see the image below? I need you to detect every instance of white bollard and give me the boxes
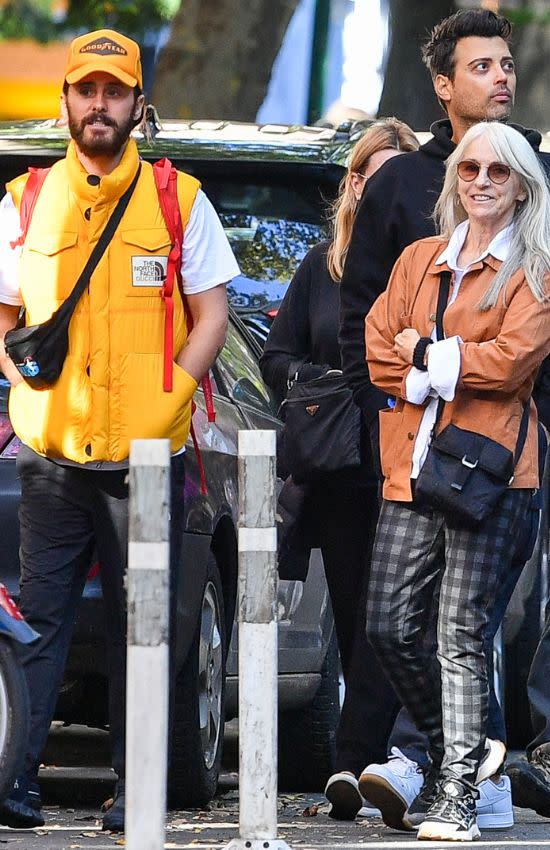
[225,430,291,850]
[126,439,171,850]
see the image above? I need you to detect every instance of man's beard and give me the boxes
[67,108,136,158]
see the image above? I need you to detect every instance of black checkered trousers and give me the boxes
[366,489,531,786]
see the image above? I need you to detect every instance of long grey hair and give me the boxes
[434,121,550,310]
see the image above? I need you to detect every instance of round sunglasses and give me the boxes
[457,160,512,184]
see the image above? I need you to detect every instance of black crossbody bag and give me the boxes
[5,164,141,390]
[415,271,530,525]
[277,369,361,483]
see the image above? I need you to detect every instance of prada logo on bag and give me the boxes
[306,404,319,416]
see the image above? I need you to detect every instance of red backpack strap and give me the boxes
[152,158,216,423]
[153,159,216,496]
[10,166,51,249]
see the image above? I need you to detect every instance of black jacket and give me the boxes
[339,118,550,428]
[260,241,339,406]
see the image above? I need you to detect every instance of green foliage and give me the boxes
[502,6,550,27]
[0,0,175,42]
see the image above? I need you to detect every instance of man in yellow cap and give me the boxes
[0,29,238,832]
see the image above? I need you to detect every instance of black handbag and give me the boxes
[415,271,530,525]
[278,369,361,482]
[4,164,141,390]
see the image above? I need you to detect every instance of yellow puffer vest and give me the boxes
[7,139,200,463]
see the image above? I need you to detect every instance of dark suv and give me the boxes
[0,115,360,807]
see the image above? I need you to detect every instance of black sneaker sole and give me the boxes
[358,774,412,832]
[0,799,44,829]
[507,763,550,818]
[326,780,363,820]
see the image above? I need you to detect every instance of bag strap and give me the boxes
[152,158,215,422]
[153,157,215,496]
[10,167,52,249]
[433,270,529,467]
[434,271,451,344]
[45,164,142,330]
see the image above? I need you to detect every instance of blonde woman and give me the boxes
[260,118,418,819]
[366,121,550,840]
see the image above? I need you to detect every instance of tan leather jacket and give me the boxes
[366,236,550,502]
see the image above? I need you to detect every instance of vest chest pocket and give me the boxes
[120,228,172,296]
[22,230,79,303]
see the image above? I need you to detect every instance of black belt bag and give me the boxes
[414,271,530,525]
[5,165,141,390]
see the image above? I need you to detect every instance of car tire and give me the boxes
[168,552,226,808]
[278,629,339,791]
[0,637,30,802]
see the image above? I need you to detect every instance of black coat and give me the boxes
[339,118,550,429]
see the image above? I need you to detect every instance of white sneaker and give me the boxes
[476,738,506,785]
[358,747,424,831]
[325,772,363,820]
[476,775,514,829]
[357,803,382,818]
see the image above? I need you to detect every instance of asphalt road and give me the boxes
[2,724,549,850]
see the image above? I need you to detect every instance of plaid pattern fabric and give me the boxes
[366,490,530,785]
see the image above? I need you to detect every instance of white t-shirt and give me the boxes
[0,187,240,305]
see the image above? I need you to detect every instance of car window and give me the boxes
[202,178,330,309]
[216,321,276,416]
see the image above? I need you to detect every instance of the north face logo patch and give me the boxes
[80,37,127,57]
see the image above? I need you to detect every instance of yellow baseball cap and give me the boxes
[65,29,143,89]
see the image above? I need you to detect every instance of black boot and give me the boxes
[507,744,550,818]
[102,779,125,832]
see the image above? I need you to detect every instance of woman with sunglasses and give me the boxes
[365,121,550,841]
[260,118,418,819]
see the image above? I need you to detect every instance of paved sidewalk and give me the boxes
[2,779,550,849]
[2,726,549,849]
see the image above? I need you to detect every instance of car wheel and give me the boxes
[278,629,339,791]
[168,552,226,808]
[0,637,30,802]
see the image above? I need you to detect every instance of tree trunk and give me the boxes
[377,0,457,129]
[507,1,550,132]
[152,0,301,120]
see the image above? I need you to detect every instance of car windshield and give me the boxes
[202,177,330,309]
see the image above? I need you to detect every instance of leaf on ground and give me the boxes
[102,797,114,812]
[302,804,318,817]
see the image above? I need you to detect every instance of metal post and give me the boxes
[126,439,171,850]
[225,430,291,850]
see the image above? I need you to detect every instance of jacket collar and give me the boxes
[65,138,141,206]
[428,220,513,275]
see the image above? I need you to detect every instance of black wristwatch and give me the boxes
[412,337,433,372]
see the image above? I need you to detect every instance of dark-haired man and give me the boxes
[338,5,550,836]
[0,29,237,832]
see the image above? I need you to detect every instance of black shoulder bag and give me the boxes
[5,164,142,390]
[415,271,530,526]
[277,368,361,483]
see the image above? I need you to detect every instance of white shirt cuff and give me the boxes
[405,367,432,404]
[427,336,461,402]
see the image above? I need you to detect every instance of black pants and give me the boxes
[308,480,400,777]
[16,445,185,780]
